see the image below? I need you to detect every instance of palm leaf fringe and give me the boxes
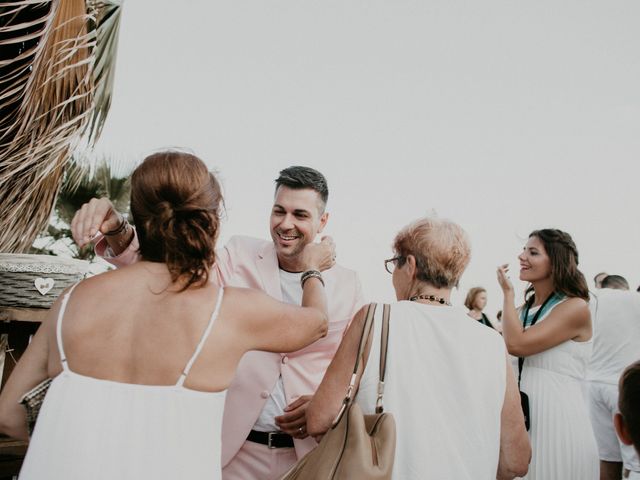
[0,0,122,253]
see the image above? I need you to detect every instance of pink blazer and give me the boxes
[96,235,364,465]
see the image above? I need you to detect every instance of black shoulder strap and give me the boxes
[517,294,555,387]
[481,313,494,329]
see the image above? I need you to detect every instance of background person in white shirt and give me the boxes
[587,276,640,480]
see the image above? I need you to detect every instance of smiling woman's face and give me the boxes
[518,235,552,283]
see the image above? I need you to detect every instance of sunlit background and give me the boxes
[94,0,640,317]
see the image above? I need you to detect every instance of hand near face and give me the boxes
[71,197,123,247]
[496,264,515,298]
[301,236,336,272]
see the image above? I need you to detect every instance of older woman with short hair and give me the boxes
[307,216,530,479]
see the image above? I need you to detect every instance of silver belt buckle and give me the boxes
[267,431,277,449]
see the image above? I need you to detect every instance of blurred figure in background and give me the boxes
[465,287,495,329]
[594,272,609,290]
[601,275,630,291]
[587,276,640,480]
[495,310,504,334]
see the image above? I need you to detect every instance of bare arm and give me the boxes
[306,306,371,437]
[230,237,336,353]
[0,301,61,440]
[227,281,326,354]
[497,354,531,479]
[497,265,592,357]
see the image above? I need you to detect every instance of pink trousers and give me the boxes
[222,440,298,480]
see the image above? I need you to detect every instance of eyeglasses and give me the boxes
[384,256,404,274]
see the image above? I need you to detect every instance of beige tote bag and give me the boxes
[281,303,396,479]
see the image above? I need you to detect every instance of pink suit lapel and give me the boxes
[256,242,283,301]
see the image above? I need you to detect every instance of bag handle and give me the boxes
[331,303,377,427]
[375,303,391,414]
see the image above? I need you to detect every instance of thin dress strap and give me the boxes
[176,287,224,387]
[56,283,81,371]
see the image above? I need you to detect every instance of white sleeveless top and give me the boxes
[19,286,227,480]
[519,298,599,479]
[356,301,507,480]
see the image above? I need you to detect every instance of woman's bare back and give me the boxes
[47,262,240,392]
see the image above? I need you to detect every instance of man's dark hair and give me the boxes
[619,361,640,454]
[275,166,329,209]
[601,275,630,290]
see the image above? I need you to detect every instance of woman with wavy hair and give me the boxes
[0,151,332,479]
[497,229,599,479]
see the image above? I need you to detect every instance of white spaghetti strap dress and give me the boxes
[19,286,227,480]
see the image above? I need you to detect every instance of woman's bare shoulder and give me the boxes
[557,296,589,312]
[552,296,590,324]
[63,265,175,318]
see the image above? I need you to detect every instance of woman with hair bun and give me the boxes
[497,229,599,479]
[0,151,332,479]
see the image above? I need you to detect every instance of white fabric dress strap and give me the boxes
[176,287,224,387]
[55,283,81,371]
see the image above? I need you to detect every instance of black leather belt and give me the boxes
[247,430,294,449]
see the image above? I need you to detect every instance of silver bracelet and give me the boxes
[301,270,324,288]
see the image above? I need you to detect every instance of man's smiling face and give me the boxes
[269,186,328,269]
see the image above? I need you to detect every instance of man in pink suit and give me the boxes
[72,166,363,480]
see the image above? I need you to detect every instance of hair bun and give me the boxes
[130,151,223,290]
[157,200,175,219]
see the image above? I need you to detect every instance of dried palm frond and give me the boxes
[81,0,122,148]
[0,0,122,253]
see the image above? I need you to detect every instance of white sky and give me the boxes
[95,0,640,316]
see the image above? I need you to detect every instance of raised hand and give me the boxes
[496,264,515,298]
[71,197,123,248]
[300,236,336,272]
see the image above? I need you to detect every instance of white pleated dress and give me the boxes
[19,287,227,480]
[519,300,599,480]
